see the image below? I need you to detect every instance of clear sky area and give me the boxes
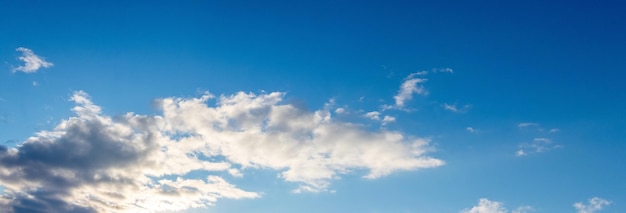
[0,1,625,212]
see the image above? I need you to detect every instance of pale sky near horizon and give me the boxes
[1,1,625,212]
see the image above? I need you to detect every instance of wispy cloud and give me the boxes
[381,115,396,124]
[461,198,533,213]
[0,90,444,212]
[516,138,562,157]
[518,122,539,128]
[443,103,471,113]
[512,206,535,213]
[12,47,53,73]
[466,127,478,133]
[518,123,560,133]
[433,67,454,74]
[392,73,428,108]
[574,197,611,213]
[414,70,429,75]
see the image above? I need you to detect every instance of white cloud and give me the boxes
[517,122,539,128]
[364,111,396,125]
[334,107,345,114]
[393,73,428,108]
[466,127,477,133]
[228,168,243,178]
[433,67,454,73]
[365,111,381,120]
[414,70,428,75]
[443,103,471,113]
[160,92,443,186]
[461,198,533,213]
[549,128,559,133]
[382,116,396,124]
[0,90,444,212]
[443,103,458,112]
[461,198,508,213]
[512,205,535,213]
[12,47,53,73]
[574,197,611,213]
[516,137,561,157]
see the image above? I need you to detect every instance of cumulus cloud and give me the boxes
[159,92,442,190]
[461,198,507,213]
[574,197,611,213]
[363,111,396,125]
[461,198,533,213]
[364,111,382,120]
[392,73,428,108]
[12,47,53,73]
[0,90,444,212]
[0,91,258,213]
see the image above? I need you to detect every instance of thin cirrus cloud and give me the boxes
[433,67,454,73]
[12,47,53,73]
[515,122,562,156]
[517,122,539,128]
[516,137,562,157]
[388,68,454,109]
[442,103,471,113]
[393,74,428,108]
[0,90,444,212]
[461,198,534,213]
[574,197,612,213]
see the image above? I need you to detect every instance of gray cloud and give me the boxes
[0,91,258,212]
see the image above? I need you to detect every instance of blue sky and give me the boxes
[1,0,625,212]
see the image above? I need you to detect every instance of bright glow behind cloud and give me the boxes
[0,90,444,212]
[158,91,444,192]
[0,91,259,213]
[13,47,53,73]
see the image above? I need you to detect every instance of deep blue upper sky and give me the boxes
[0,1,625,212]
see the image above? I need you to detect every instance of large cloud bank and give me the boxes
[0,91,443,212]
